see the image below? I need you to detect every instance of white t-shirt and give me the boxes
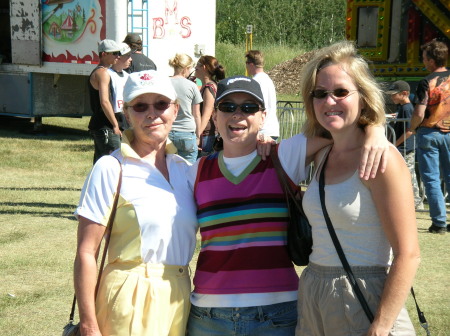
[253,72,280,137]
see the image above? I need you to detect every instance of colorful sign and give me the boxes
[42,0,106,63]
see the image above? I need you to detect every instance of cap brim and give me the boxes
[385,90,399,95]
[125,88,177,103]
[216,89,264,106]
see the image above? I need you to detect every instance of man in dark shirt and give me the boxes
[88,39,122,164]
[123,33,157,73]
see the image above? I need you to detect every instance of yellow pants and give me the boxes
[96,262,191,336]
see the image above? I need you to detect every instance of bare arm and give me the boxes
[409,104,426,132]
[96,70,121,136]
[199,88,215,135]
[74,216,106,336]
[395,131,413,147]
[364,148,420,336]
[192,103,202,142]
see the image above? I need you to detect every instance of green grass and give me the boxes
[216,42,306,78]
[0,116,449,335]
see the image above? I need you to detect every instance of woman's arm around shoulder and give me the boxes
[364,146,420,336]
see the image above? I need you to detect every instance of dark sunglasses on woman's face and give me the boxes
[216,102,261,114]
[311,88,357,100]
[108,51,121,56]
[128,101,173,113]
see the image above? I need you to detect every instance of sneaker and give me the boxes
[428,225,446,234]
[415,203,424,210]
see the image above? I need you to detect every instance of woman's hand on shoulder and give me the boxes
[256,133,276,160]
[359,125,390,180]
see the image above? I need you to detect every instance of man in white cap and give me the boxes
[108,43,133,130]
[88,39,122,164]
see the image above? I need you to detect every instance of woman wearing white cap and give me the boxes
[74,70,197,335]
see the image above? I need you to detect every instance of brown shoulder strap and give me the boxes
[69,158,122,322]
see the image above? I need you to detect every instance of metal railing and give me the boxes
[277,101,305,140]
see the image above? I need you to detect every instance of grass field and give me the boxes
[0,116,448,335]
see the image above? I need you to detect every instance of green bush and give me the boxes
[217,0,346,49]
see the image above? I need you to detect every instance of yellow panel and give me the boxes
[346,0,392,61]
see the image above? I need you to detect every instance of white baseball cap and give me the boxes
[123,70,177,103]
[119,42,132,56]
[98,39,120,53]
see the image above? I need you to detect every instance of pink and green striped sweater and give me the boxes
[193,151,298,297]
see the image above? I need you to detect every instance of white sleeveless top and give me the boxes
[108,69,129,113]
[303,151,392,267]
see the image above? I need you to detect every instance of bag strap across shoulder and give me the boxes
[318,149,375,322]
[318,148,429,334]
[68,158,123,323]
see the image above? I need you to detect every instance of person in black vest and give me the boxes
[123,33,157,73]
[88,39,122,164]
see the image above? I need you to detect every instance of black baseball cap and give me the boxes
[385,80,410,94]
[215,76,265,108]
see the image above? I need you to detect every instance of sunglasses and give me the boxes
[107,51,121,56]
[128,101,173,113]
[216,102,261,114]
[311,88,358,99]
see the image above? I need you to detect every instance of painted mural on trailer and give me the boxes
[42,0,105,63]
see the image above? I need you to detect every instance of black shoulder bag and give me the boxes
[271,145,312,266]
[318,150,429,335]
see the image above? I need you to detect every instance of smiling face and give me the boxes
[125,93,178,151]
[213,92,266,157]
[312,64,363,135]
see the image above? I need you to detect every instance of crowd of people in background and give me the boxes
[77,34,448,335]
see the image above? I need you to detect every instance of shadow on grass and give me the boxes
[0,201,78,220]
[0,187,81,192]
[0,116,90,141]
[0,208,77,220]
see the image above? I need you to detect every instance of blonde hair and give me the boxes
[168,53,194,73]
[301,41,385,138]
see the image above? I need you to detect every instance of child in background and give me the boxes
[385,80,423,210]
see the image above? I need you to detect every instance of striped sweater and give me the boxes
[193,151,298,296]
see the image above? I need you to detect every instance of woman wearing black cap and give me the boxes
[186,75,390,335]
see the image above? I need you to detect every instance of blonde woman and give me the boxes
[296,41,420,336]
[169,53,203,162]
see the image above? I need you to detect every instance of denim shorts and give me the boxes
[186,300,297,336]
